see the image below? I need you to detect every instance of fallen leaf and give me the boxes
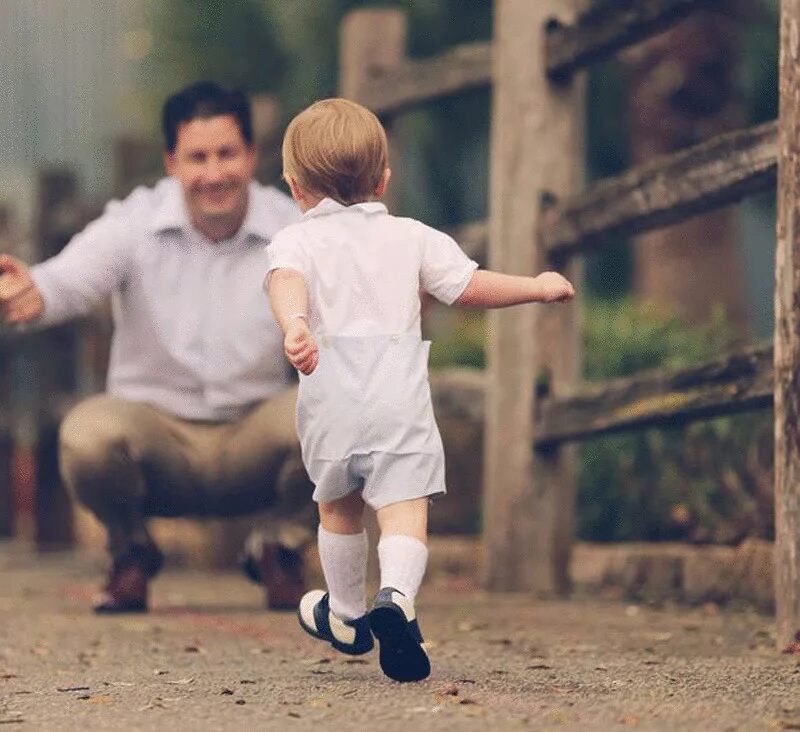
[87,695,114,705]
[57,686,90,692]
[221,688,234,696]
[457,621,487,632]
[302,657,331,666]
[139,699,168,711]
[235,700,246,706]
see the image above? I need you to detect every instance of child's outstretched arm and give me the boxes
[267,268,318,375]
[455,270,575,308]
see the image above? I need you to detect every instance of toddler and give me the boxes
[265,98,574,682]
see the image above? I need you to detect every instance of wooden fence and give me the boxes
[339,0,799,649]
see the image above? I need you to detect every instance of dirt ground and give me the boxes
[0,542,798,731]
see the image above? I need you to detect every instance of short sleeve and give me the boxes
[418,223,479,305]
[264,226,311,280]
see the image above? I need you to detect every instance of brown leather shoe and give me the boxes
[93,545,163,614]
[257,542,306,611]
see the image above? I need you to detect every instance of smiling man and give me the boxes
[0,82,314,613]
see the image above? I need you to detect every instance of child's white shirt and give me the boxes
[264,197,478,336]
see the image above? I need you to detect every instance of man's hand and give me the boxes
[284,318,318,375]
[533,271,576,303]
[0,254,45,324]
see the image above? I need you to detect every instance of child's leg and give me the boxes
[375,497,429,602]
[317,490,368,621]
[369,497,431,682]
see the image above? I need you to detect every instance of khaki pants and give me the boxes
[58,389,315,560]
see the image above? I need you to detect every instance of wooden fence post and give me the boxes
[339,8,407,213]
[484,0,583,593]
[774,0,800,650]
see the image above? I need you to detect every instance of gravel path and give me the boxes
[0,544,797,731]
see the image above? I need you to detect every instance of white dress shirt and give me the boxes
[265,197,478,337]
[264,197,477,502]
[31,177,301,421]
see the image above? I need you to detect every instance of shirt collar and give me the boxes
[150,179,281,242]
[303,197,387,220]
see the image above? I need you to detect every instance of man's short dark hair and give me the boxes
[162,81,253,153]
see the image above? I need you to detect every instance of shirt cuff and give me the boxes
[439,260,479,305]
[29,264,61,326]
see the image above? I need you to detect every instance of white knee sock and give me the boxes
[317,525,368,621]
[378,534,429,603]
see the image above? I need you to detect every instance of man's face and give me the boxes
[165,114,256,229]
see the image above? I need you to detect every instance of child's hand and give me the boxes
[284,319,318,375]
[534,272,576,303]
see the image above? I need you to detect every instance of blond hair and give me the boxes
[282,98,388,206]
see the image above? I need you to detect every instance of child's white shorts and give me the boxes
[296,334,447,509]
[307,450,446,509]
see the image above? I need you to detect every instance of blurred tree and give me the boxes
[144,0,287,118]
[623,6,749,331]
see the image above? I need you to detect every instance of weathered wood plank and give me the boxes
[536,345,773,446]
[431,345,772,444]
[774,0,800,651]
[545,0,718,80]
[484,0,583,595]
[543,121,777,260]
[354,41,492,116]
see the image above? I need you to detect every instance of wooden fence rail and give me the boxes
[536,345,773,446]
[446,121,777,265]
[430,345,773,445]
[543,121,777,260]
[351,0,721,117]
[354,41,492,116]
[545,0,720,80]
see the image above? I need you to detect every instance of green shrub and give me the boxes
[429,299,773,544]
[578,300,773,543]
